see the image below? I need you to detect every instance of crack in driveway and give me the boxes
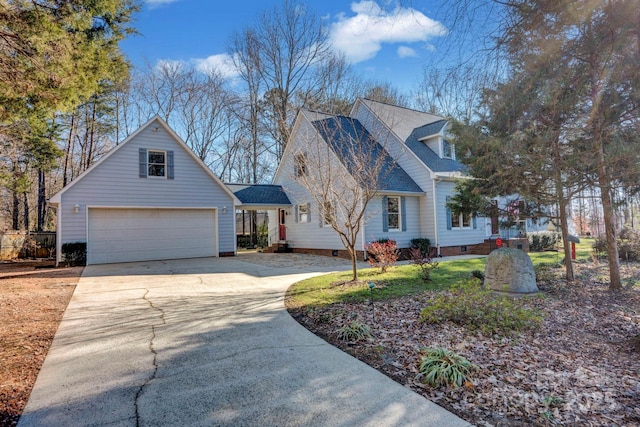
[134,288,166,427]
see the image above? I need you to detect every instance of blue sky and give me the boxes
[120,0,453,92]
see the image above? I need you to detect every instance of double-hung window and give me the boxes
[148,150,166,177]
[451,211,472,229]
[139,148,174,179]
[387,196,401,231]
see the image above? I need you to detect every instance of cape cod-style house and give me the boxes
[266,98,521,258]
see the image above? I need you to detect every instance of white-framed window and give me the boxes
[148,150,166,177]
[294,153,308,177]
[387,196,401,231]
[451,211,472,229]
[442,140,454,159]
[298,203,308,223]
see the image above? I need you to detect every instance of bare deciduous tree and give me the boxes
[292,112,398,280]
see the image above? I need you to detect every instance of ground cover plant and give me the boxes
[286,240,640,426]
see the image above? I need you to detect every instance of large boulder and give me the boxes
[484,248,538,294]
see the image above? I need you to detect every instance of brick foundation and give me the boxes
[438,238,529,257]
[219,251,235,257]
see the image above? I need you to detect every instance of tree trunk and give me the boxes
[23,192,29,231]
[349,246,358,281]
[37,169,46,232]
[63,114,75,187]
[12,188,19,230]
[558,193,574,282]
[598,147,622,291]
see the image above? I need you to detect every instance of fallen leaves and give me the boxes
[0,262,81,427]
[290,261,640,427]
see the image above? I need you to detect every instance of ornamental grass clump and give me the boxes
[336,321,372,342]
[418,347,479,388]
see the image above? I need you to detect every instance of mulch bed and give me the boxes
[287,262,640,426]
[0,261,81,427]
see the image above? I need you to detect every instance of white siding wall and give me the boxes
[435,180,487,247]
[273,115,362,251]
[59,124,236,254]
[352,103,436,242]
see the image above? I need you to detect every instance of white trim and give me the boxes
[147,149,167,178]
[386,195,401,231]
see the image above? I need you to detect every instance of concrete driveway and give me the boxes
[18,253,471,427]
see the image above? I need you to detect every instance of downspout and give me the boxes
[432,177,440,256]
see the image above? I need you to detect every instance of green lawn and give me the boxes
[286,238,596,309]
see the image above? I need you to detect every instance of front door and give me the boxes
[279,209,286,240]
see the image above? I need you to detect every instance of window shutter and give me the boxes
[473,215,477,229]
[382,196,389,232]
[139,148,147,178]
[294,205,299,223]
[306,202,311,223]
[167,150,174,179]
[446,196,452,230]
[401,197,407,232]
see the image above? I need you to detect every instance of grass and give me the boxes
[286,238,596,309]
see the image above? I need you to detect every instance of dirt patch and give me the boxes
[288,262,640,426]
[0,261,82,427]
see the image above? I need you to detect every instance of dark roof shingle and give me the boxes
[230,184,291,205]
[312,116,423,194]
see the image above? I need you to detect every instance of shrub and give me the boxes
[592,229,640,261]
[366,239,399,273]
[534,263,559,283]
[336,321,372,342]
[61,241,87,266]
[410,238,431,255]
[470,269,485,282]
[420,279,542,336]
[528,231,561,252]
[417,347,479,388]
[409,247,439,281]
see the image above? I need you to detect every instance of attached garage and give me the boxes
[87,208,218,264]
[50,116,239,266]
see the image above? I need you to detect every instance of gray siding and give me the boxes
[435,180,487,247]
[352,102,436,241]
[362,195,422,247]
[58,124,235,254]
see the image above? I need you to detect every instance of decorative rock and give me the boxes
[484,248,538,293]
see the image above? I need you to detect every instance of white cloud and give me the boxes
[329,1,447,63]
[193,54,239,79]
[144,0,181,8]
[397,46,417,58]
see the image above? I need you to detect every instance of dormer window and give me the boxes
[442,140,454,159]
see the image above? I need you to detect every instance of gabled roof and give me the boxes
[414,120,447,140]
[405,125,464,173]
[355,98,445,142]
[226,184,291,207]
[312,116,423,194]
[50,116,240,205]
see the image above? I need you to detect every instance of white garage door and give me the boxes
[88,208,217,264]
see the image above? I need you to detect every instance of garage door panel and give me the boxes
[88,208,217,264]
